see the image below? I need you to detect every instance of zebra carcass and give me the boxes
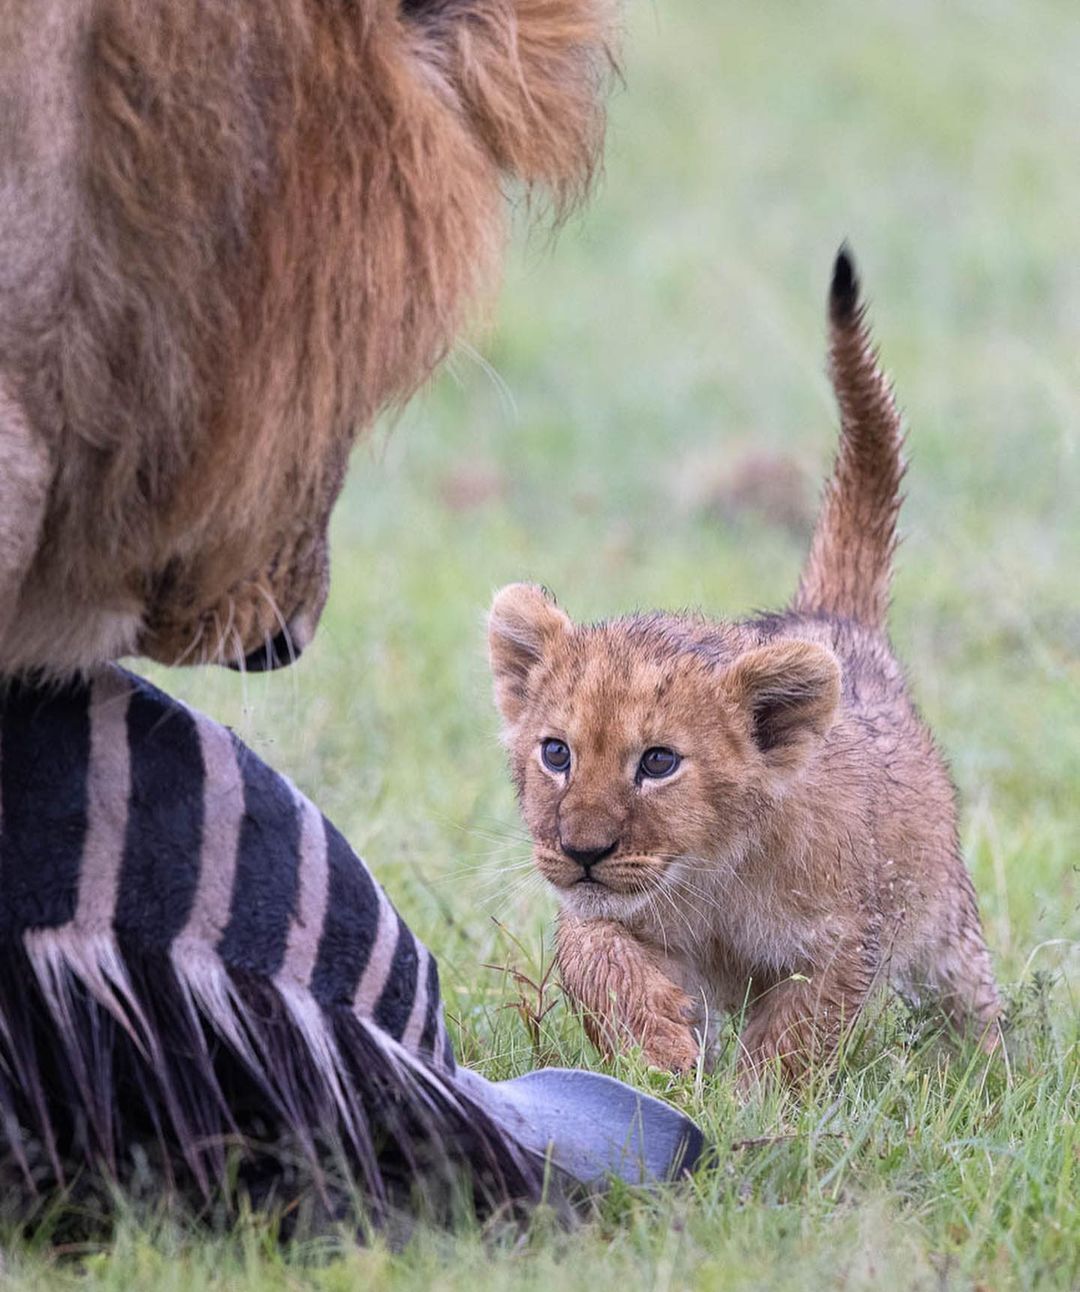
[0,667,703,1220]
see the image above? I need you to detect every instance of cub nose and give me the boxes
[561,839,618,872]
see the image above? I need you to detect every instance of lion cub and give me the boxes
[487,250,1002,1080]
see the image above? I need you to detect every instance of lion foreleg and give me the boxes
[0,377,50,633]
[556,912,701,1072]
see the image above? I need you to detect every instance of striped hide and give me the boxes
[0,666,703,1221]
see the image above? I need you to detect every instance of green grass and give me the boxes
[6,0,1079,1286]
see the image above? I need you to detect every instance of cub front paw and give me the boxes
[641,1017,701,1072]
[639,981,702,1073]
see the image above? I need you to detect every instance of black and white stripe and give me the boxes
[0,667,703,1218]
[0,667,513,1206]
[1,669,445,1059]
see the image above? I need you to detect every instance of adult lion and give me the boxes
[0,1,710,1215]
[0,0,609,676]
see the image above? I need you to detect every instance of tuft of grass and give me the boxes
[5,0,1078,1286]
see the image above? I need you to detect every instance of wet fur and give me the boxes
[488,251,1002,1081]
[0,0,611,676]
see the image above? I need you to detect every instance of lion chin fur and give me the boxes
[0,0,612,678]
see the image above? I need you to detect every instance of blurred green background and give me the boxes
[70,0,1080,1286]
[160,0,1078,1002]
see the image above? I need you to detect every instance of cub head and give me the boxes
[487,583,841,918]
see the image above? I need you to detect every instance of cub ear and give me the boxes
[487,583,572,725]
[723,640,841,776]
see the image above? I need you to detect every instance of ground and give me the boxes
[5,0,1078,1287]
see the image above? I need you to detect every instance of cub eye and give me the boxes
[639,747,680,779]
[541,738,572,773]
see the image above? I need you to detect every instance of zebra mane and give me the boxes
[0,667,703,1228]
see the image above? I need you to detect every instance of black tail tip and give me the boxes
[830,243,860,323]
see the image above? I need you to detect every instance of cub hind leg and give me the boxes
[736,928,881,1087]
[902,862,1003,1051]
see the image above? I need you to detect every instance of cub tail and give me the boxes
[792,247,906,630]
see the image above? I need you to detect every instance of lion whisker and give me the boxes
[664,851,752,897]
[654,875,713,949]
[213,597,237,666]
[482,870,547,917]
[166,619,208,670]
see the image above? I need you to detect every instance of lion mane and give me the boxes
[0,0,611,676]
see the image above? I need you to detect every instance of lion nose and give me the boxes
[231,629,299,672]
[229,605,322,672]
[561,839,618,872]
[230,621,310,673]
